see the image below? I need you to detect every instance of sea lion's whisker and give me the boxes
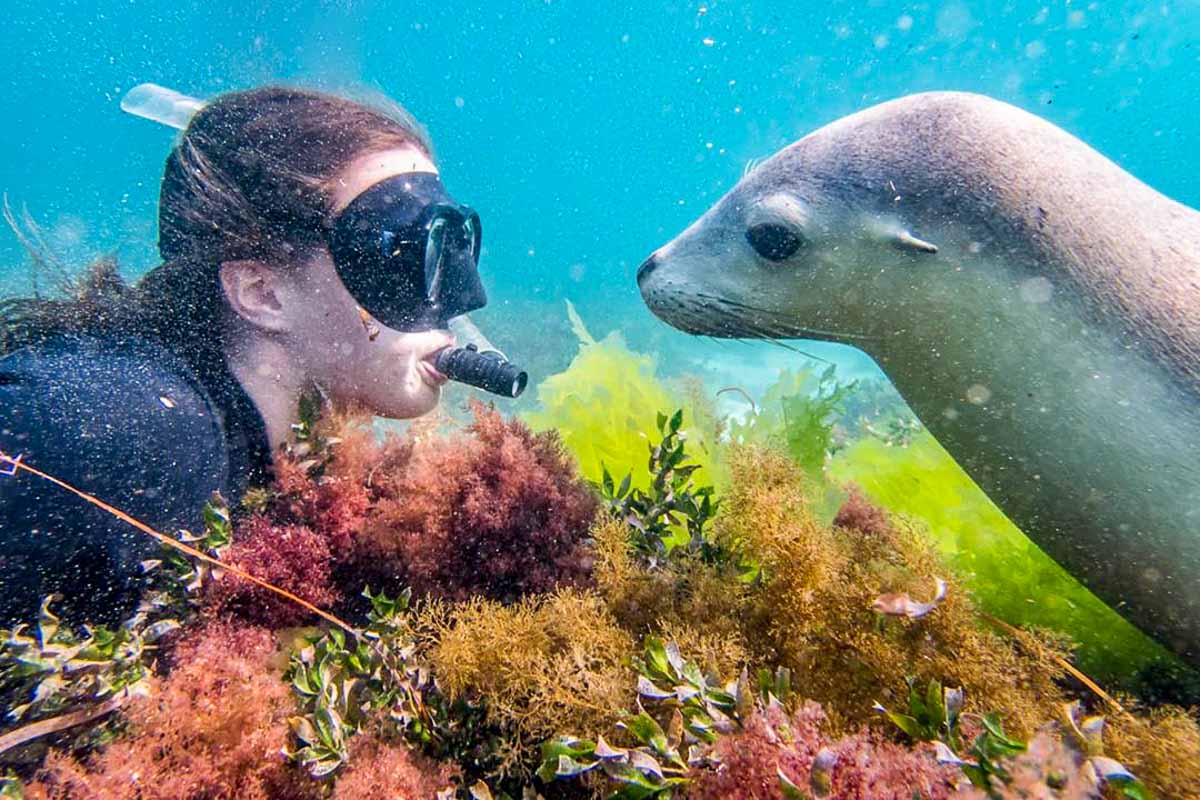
[697,293,875,342]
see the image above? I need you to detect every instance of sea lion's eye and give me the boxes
[746,223,804,262]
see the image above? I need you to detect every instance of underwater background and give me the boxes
[2,0,1199,696]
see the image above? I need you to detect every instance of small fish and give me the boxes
[357,306,381,342]
[872,576,947,618]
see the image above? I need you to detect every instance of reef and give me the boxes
[3,309,1200,800]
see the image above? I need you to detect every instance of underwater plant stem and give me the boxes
[716,386,758,416]
[0,690,130,756]
[0,451,360,637]
[979,611,1127,716]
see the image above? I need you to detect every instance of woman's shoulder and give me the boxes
[0,331,233,509]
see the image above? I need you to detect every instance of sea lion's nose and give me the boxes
[636,254,658,286]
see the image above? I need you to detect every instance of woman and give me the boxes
[0,86,488,625]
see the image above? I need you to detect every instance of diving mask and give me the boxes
[328,172,487,332]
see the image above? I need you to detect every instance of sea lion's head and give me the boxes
[637,140,941,349]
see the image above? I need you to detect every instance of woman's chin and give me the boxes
[379,385,441,420]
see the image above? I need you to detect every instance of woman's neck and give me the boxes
[224,334,307,456]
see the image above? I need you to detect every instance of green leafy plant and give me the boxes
[285,587,500,782]
[523,301,721,496]
[634,636,746,748]
[139,492,232,614]
[0,773,23,799]
[872,677,965,752]
[729,365,857,478]
[1058,702,1151,800]
[598,410,722,565]
[0,594,175,749]
[860,413,923,449]
[537,638,794,799]
[285,587,427,777]
[285,387,341,478]
[876,682,1151,799]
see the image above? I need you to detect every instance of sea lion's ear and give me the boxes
[893,230,939,254]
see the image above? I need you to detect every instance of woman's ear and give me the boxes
[219,260,289,332]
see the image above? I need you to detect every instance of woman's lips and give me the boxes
[418,348,451,387]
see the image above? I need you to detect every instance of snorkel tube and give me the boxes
[435,345,527,398]
[442,316,528,398]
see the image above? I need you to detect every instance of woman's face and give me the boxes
[280,146,455,420]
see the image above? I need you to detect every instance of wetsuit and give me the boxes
[0,333,270,627]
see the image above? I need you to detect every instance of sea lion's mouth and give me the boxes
[645,290,870,345]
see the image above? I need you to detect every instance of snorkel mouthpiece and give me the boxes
[434,345,528,399]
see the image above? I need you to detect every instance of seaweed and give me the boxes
[0,596,170,760]
[598,409,722,563]
[0,497,238,762]
[279,585,492,786]
[591,514,750,662]
[7,371,1200,800]
[717,444,1074,736]
[422,588,636,774]
[233,399,597,607]
[356,401,598,602]
[23,622,319,800]
[328,730,459,800]
[727,361,1174,682]
[873,683,1155,798]
[262,407,400,561]
[1105,704,1200,800]
[829,430,1174,681]
[695,701,959,800]
[523,301,722,495]
[203,518,340,628]
[539,638,961,800]
[727,365,857,481]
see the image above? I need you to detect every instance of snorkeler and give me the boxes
[0,85,523,626]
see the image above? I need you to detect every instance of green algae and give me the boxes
[522,301,723,494]
[525,307,1176,681]
[828,430,1171,680]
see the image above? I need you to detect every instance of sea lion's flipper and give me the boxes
[893,230,939,254]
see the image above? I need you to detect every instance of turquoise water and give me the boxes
[2,1,1199,678]
[2,1,1196,392]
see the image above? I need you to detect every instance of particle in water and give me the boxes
[1020,276,1054,304]
[966,384,992,405]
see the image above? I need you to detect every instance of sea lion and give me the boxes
[637,91,1200,665]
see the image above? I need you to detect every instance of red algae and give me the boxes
[205,517,340,627]
[215,402,597,608]
[357,402,598,601]
[832,482,894,539]
[329,731,459,799]
[688,701,960,800]
[25,622,317,800]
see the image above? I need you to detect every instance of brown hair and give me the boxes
[1,85,431,368]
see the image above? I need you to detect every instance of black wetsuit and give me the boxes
[0,334,270,627]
